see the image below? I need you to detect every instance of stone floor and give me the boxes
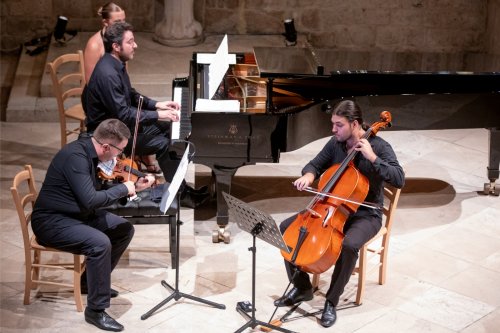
[1,33,499,333]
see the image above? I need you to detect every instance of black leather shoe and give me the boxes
[84,307,124,332]
[320,300,337,327]
[188,185,209,195]
[274,287,313,307]
[81,286,119,298]
[180,186,210,208]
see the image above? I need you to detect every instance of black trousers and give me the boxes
[33,210,134,310]
[279,212,381,306]
[126,122,171,158]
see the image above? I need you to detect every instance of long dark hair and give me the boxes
[331,100,367,129]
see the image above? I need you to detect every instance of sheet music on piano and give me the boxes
[195,35,240,112]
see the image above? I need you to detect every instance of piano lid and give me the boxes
[254,47,500,77]
[254,47,500,97]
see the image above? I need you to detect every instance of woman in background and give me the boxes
[84,2,125,83]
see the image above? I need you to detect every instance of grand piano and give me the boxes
[172,46,500,243]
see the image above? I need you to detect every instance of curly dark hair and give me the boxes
[103,21,133,53]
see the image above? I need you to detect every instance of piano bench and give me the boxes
[103,189,178,269]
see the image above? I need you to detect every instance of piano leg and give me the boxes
[211,166,238,243]
[484,128,500,196]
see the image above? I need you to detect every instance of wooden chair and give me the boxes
[11,165,86,312]
[47,51,86,147]
[312,183,402,305]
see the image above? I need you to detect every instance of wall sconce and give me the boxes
[283,18,297,46]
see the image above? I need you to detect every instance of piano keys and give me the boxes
[172,47,500,243]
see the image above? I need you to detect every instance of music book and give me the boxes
[160,146,190,214]
[195,98,240,112]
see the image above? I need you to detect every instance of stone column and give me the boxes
[154,0,204,47]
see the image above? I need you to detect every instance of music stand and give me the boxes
[141,148,226,320]
[223,192,297,333]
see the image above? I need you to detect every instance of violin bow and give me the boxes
[128,95,143,182]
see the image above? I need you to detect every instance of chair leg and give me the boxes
[24,253,33,305]
[355,246,368,305]
[73,255,84,312]
[312,273,320,290]
[60,122,67,148]
[31,250,41,288]
[379,237,389,285]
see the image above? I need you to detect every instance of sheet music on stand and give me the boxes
[160,146,190,214]
[223,193,290,253]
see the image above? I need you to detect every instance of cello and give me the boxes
[280,111,392,274]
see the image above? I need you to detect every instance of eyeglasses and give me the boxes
[94,137,124,154]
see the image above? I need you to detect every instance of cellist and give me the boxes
[274,100,405,328]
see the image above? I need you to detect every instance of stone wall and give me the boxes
[1,0,498,54]
[487,0,500,54]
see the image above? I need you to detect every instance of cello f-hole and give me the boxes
[323,207,334,228]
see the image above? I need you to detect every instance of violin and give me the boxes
[280,111,392,274]
[98,156,147,184]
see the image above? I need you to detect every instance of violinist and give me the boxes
[274,100,405,328]
[31,119,155,332]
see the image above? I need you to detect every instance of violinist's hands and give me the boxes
[134,174,156,192]
[123,181,136,197]
[157,110,180,122]
[293,173,315,191]
[354,138,377,163]
[156,101,180,111]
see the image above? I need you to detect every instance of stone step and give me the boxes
[6,32,285,122]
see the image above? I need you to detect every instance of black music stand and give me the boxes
[223,192,297,333]
[141,149,226,320]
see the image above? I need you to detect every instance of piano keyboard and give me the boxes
[171,78,191,140]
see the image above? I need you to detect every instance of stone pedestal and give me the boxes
[154,0,203,47]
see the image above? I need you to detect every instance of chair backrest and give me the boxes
[47,50,86,147]
[10,165,38,255]
[47,50,85,112]
[381,183,402,234]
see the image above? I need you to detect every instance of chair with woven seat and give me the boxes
[312,183,402,305]
[11,165,86,312]
[47,50,86,147]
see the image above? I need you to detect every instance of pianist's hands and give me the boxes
[157,110,180,122]
[155,100,180,111]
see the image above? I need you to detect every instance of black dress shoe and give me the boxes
[274,287,313,307]
[188,185,209,195]
[84,307,124,332]
[180,186,210,208]
[320,300,337,327]
[81,286,119,298]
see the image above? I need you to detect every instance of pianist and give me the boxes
[82,21,208,207]
[274,100,405,327]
